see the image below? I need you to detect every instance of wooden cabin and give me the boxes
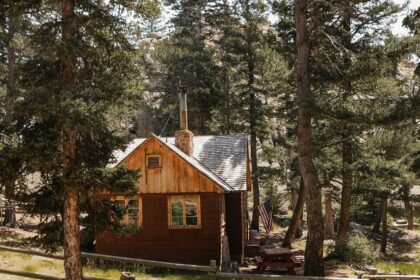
[96,93,250,266]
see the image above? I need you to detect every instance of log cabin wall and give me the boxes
[120,137,222,193]
[96,192,222,265]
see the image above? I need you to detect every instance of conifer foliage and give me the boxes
[0,0,419,278]
[0,1,150,279]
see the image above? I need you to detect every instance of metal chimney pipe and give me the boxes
[175,82,193,156]
[179,86,188,131]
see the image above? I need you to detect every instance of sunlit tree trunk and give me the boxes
[62,0,83,279]
[294,0,325,275]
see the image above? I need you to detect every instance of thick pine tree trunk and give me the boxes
[337,8,353,239]
[4,21,18,229]
[380,196,388,254]
[282,179,306,248]
[63,185,82,280]
[294,0,325,275]
[62,1,83,279]
[324,189,334,239]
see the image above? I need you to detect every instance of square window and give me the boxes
[168,196,200,228]
[113,197,142,228]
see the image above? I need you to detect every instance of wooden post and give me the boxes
[210,260,217,280]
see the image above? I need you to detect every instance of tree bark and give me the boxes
[63,186,82,280]
[290,188,297,211]
[294,0,325,276]
[337,6,353,239]
[380,196,387,254]
[3,19,18,228]
[62,0,83,279]
[402,185,414,230]
[373,198,385,233]
[338,137,352,238]
[324,189,334,239]
[404,199,414,231]
[282,179,306,248]
[244,0,260,232]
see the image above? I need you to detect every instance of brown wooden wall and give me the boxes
[119,137,222,193]
[96,193,222,265]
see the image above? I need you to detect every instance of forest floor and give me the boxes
[244,223,420,277]
[0,213,419,279]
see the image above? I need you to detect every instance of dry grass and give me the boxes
[0,249,208,280]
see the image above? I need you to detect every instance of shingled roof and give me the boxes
[110,134,248,191]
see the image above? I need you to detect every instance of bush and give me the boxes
[334,235,379,267]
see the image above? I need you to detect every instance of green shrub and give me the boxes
[334,235,379,267]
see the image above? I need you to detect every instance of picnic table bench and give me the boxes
[256,247,302,274]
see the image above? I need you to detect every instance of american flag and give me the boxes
[258,200,273,234]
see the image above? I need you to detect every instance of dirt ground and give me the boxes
[240,225,420,277]
[0,214,419,278]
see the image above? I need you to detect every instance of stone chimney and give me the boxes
[175,88,194,156]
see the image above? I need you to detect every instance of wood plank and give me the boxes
[113,135,226,194]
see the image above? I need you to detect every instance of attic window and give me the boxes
[147,155,161,168]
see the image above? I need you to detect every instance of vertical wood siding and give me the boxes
[120,138,221,193]
[96,193,221,265]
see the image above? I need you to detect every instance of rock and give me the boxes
[120,272,135,280]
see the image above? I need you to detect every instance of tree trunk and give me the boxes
[373,198,385,233]
[3,20,18,229]
[338,137,352,238]
[401,184,414,230]
[294,0,325,275]
[337,7,353,239]
[290,188,297,211]
[62,1,83,279]
[4,202,17,228]
[5,25,17,125]
[282,179,306,248]
[244,0,260,232]
[380,196,387,254]
[324,189,334,239]
[63,186,82,280]
[404,200,414,231]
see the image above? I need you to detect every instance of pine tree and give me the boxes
[294,0,325,275]
[0,0,34,228]
[0,1,145,278]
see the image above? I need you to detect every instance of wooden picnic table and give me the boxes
[256,247,302,274]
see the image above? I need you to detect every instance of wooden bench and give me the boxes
[256,247,302,274]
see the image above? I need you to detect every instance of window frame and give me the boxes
[167,195,201,229]
[146,154,162,169]
[113,196,143,228]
